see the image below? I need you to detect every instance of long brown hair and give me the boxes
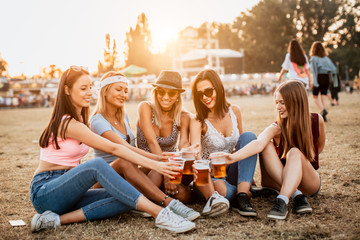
[39,66,90,149]
[310,41,328,57]
[275,80,314,161]
[91,71,127,127]
[288,39,306,66]
[191,69,230,126]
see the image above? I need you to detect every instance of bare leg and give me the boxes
[196,174,216,200]
[280,148,320,198]
[259,142,284,189]
[147,169,192,203]
[59,209,86,225]
[320,94,328,111]
[313,95,324,111]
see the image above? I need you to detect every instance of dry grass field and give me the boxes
[0,92,359,239]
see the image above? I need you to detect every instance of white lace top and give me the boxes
[201,107,240,159]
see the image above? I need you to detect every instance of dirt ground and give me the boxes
[0,92,359,240]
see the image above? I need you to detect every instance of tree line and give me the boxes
[0,0,358,80]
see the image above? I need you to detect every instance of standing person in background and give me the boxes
[90,71,200,221]
[190,69,258,218]
[222,80,325,220]
[309,41,338,122]
[30,66,196,234]
[278,39,312,89]
[137,70,193,203]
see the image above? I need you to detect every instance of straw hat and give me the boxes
[152,70,185,92]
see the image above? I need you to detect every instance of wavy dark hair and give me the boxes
[39,67,90,149]
[310,41,328,58]
[288,39,306,66]
[275,80,314,161]
[191,69,230,127]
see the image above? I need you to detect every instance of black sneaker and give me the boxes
[250,186,279,198]
[321,109,328,122]
[293,194,312,214]
[232,192,257,217]
[267,198,288,220]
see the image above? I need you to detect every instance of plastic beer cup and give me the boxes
[210,152,227,178]
[169,154,185,184]
[194,160,210,186]
[181,148,197,175]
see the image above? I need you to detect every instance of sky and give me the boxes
[0,0,261,77]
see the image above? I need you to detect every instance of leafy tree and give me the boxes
[98,34,118,75]
[42,64,62,80]
[329,47,360,80]
[124,13,153,73]
[0,54,8,77]
[233,0,296,73]
[332,1,360,48]
[282,0,342,51]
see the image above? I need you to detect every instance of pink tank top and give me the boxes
[40,116,89,166]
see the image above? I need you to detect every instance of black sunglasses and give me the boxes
[197,87,215,98]
[156,88,178,98]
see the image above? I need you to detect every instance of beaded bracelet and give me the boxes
[161,195,170,206]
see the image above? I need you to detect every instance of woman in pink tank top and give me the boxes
[222,80,326,220]
[29,66,196,234]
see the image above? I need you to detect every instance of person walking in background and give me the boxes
[353,75,359,94]
[221,80,325,220]
[309,41,338,122]
[278,39,312,89]
[30,66,195,234]
[90,71,200,221]
[190,69,258,218]
[136,70,193,203]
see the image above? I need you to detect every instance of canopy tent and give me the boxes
[120,64,147,77]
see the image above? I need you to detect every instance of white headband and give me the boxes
[99,76,130,90]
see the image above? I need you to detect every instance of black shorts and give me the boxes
[312,74,330,96]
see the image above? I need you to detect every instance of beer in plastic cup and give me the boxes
[210,152,227,178]
[169,156,185,184]
[194,160,210,186]
[181,148,197,175]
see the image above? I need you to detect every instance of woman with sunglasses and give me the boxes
[221,80,325,220]
[29,66,195,234]
[137,70,193,203]
[190,69,258,217]
[90,71,200,221]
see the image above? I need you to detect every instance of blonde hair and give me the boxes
[152,88,183,128]
[91,71,127,126]
[275,80,314,161]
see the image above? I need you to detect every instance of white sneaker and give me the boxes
[155,207,196,233]
[130,209,152,218]
[31,210,60,233]
[202,191,229,217]
[168,199,200,221]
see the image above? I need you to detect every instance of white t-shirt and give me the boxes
[281,53,310,87]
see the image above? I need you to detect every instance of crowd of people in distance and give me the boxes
[29,39,346,234]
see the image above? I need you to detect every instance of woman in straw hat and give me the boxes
[137,70,193,203]
[30,66,195,234]
[90,71,199,221]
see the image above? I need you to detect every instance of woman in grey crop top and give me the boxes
[137,70,193,203]
[190,69,258,218]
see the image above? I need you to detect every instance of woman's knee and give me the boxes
[286,148,302,161]
[174,185,192,203]
[237,131,257,149]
